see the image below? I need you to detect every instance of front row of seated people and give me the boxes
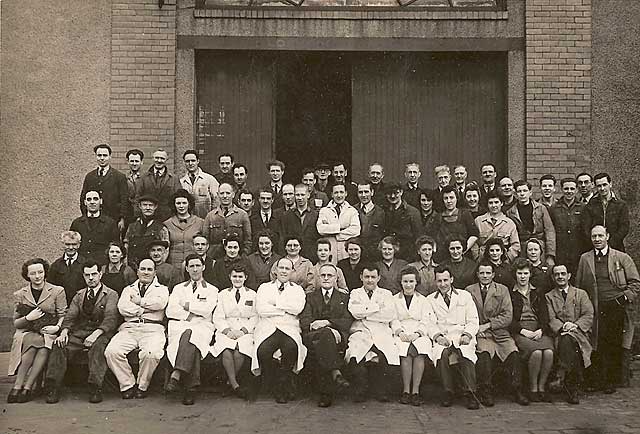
[9,246,596,409]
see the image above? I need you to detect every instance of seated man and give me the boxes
[45,260,119,404]
[424,265,480,410]
[165,254,218,405]
[465,261,529,407]
[104,258,169,399]
[546,264,594,404]
[345,263,399,402]
[251,258,307,404]
[300,263,352,407]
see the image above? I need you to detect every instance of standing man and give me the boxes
[479,163,497,207]
[300,263,352,407]
[280,184,320,262]
[356,182,386,261]
[125,149,144,225]
[191,234,216,284]
[71,190,120,266]
[203,183,252,258]
[466,262,529,406]
[250,188,283,251]
[214,153,234,186]
[498,177,517,212]
[368,163,386,205]
[432,165,451,213]
[383,183,422,261]
[301,168,329,209]
[539,174,558,208]
[507,180,556,266]
[48,231,88,303]
[331,162,358,205]
[424,265,480,409]
[264,160,286,209]
[45,260,119,404]
[453,165,471,196]
[180,150,219,219]
[80,144,128,234]
[105,258,169,399]
[281,183,296,212]
[576,172,594,205]
[232,163,249,192]
[314,162,332,195]
[136,149,181,222]
[236,190,255,217]
[123,194,169,269]
[317,184,361,264]
[582,172,629,252]
[549,177,587,275]
[345,264,399,402]
[546,264,594,404]
[402,162,423,210]
[576,225,640,392]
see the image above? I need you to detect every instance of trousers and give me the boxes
[46,334,111,388]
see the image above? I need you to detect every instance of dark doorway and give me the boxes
[275,52,352,184]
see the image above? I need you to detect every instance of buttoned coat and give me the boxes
[582,196,629,251]
[163,215,205,267]
[250,280,308,374]
[48,255,89,304]
[317,201,361,263]
[376,259,409,295]
[357,203,386,260]
[549,198,588,273]
[505,200,557,259]
[61,285,120,340]
[575,248,640,350]
[305,263,348,294]
[390,292,433,359]
[118,277,169,323]
[465,282,518,361]
[300,287,352,345]
[424,288,479,363]
[475,212,521,261]
[211,286,258,357]
[70,214,120,265]
[545,286,594,367]
[166,280,218,365]
[249,208,284,253]
[136,168,182,222]
[203,204,252,257]
[345,286,400,365]
[9,283,67,375]
[80,167,129,222]
[280,208,320,262]
[180,169,220,218]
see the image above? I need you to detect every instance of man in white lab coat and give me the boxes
[317,183,361,264]
[251,257,307,404]
[345,263,399,402]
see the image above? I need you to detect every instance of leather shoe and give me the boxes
[410,393,423,407]
[334,374,350,390]
[529,391,541,402]
[7,388,21,404]
[17,389,32,403]
[165,377,180,393]
[515,390,530,406]
[134,388,147,399]
[440,391,453,407]
[479,390,494,407]
[399,392,411,405]
[465,393,480,410]
[46,388,60,404]
[89,387,103,404]
[317,394,333,408]
[182,390,195,406]
[121,387,136,399]
[567,390,580,405]
[275,392,288,404]
[539,391,553,403]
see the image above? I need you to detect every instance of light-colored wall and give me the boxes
[0,1,112,321]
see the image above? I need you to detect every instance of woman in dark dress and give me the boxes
[482,237,515,289]
[101,242,135,295]
[434,185,479,263]
[211,235,255,290]
[524,238,553,293]
[510,258,554,402]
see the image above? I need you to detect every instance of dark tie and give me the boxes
[98,168,104,177]
[274,185,279,195]
[443,292,451,307]
[366,289,374,299]
[65,257,72,268]
[235,290,241,303]
[561,290,567,301]
[481,285,488,303]
[87,289,96,301]
[596,250,604,259]
[335,204,341,217]
[192,281,197,293]
[179,218,188,224]
[139,283,147,298]
[278,283,285,293]
[263,211,269,225]
[323,290,331,305]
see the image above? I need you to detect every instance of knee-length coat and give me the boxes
[390,292,433,360]
[211,286,258,357]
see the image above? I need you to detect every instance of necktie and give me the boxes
[561,290,567,301]
[235,290,241,303]
[139,284,147,298]
[189,173,196,185]
[278,283,285,293]
[192,281,197,293]
[274,185,279,195]
[323,290,331,305]
[481,285,488,303]
[87,289,95,301]
[98,168,104,177]
[335,204,341,217]
[65,257,72,267]
[443,292,451,307]
[263,211,269,225]
[366,289,373,299]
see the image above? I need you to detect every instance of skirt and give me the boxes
[22,332,46,352]
[514,320,554,359]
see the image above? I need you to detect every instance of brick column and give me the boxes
[525,0,592,182]
[110,0,177,171]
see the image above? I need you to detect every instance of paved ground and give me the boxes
[1,352,639,434]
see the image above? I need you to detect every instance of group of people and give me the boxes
[7,144,638,411]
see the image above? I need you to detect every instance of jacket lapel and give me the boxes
[36,283,54,305]
[22,287,37,305]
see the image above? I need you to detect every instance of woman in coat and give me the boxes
[211,236,256,291]
[211,263,258,398]
[269,236,313,288]
[100,242,135,295]
[510,258,554,402]
[8,258,67,403]
[524,238,553,293]
[164,189,205,268]
[483,237,516,289]
[375,236,408,295]
[391,266,433,406]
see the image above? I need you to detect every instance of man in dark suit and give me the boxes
[48,231,88,304]
[300,263,352,407]
[190,234,216,284]
[280,184,320,262]
[250,188,283,252]
[263,160,286,209]
[80,144,129,234]
[331,162,359,206]
[45,260,120,404]
[135,149,181,222]
[70,190,120,266]
[402,162,424,210]
[356,182,386,262]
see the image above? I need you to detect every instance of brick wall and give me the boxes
[525,0,591,183]
[110,0,177,172]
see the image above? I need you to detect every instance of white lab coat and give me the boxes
[165,280,218,366]
[250,280,307,375]
[390,292,433,360]
[345,286,400,366]
[211,286,258,357]
[316,201,361,263]
[424,289,479,363]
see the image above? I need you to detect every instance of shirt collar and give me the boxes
[65,252,78,262]
[596,246,609,256]
[87,211,101,218]
[360,202,374,213]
